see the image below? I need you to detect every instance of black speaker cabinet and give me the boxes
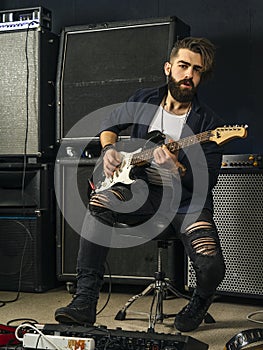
[186,168,263,299]
[0,163,56,292]
[55,159,179,286]
[56,16,190,140]
[0,29,58,157]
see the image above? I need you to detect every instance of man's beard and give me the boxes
[167,74,197,103]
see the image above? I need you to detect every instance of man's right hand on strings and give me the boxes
[103,148,121,178]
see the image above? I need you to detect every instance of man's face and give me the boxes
[164,48,203,102]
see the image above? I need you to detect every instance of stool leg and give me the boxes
[155,281,164,322]
[148,278,172,328]
[115,282,155,320]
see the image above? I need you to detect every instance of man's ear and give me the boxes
[164,61,171,76]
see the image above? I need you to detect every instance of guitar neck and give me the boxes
[131,130,212,165]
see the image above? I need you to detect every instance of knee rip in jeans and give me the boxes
[89,189,125,209]
[89,193,109,208]
[185,221,217,256]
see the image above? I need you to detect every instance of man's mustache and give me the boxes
[178,79,194,88]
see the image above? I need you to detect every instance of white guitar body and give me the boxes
[95,148,142,193]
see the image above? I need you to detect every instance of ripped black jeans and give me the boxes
[76,184,226,301]
[172,209,226,298]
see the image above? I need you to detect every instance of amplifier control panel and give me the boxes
[221,154,262,168]
[0,7,51,31]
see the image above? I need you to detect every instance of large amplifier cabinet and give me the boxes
[56,16,190,141]
[186,168,263,299]
[0,28,58,157]
[0,163,56,292]
[55,158,178,287]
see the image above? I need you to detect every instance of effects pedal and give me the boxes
[23,332,95,350]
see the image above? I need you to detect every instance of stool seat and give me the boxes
[114,219,177,242]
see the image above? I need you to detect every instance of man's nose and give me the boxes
[184,67,194,79]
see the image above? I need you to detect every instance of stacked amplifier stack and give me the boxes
[0,7,58,291]
[0,7,58,158]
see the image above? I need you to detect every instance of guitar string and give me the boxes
[131,130,212,165]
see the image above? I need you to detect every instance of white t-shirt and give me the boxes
[148,106,188,142]
[146,106,188,186]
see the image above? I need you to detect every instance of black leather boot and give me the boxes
[55,294,97,325]
[174,291,214,332]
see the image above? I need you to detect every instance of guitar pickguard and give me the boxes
[95,148,142,192]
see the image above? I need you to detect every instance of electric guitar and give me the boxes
[94,125,248,193]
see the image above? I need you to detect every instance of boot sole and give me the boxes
[55,312,93,326]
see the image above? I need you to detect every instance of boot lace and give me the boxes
[180,294,211,319]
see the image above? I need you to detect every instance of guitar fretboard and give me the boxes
[130,130,212,165]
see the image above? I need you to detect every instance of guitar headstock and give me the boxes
[210,125,248,145]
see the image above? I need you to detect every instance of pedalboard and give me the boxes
[35,323,209,350]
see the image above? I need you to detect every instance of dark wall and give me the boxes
[1,0,263,153]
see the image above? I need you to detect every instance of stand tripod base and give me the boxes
[115,275,188,329]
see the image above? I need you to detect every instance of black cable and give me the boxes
[35,334,42,349]
[23,22,31,161]
[21,21,30,201]
[18,22,32,295]
[7,318,38,326]
[0,221,32,307]
[96,260,112,316]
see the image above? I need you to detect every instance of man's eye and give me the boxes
[194,67,202,73]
